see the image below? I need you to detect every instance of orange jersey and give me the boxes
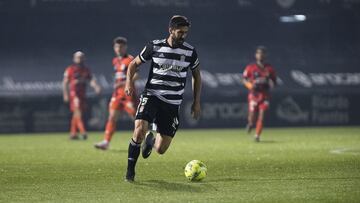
[243,63,276,112]
[110,55,136,113]
[64,64,92,98]
[113,55,134,83]
[243,63,276,95]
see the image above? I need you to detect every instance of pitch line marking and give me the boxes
[329,148,360,155]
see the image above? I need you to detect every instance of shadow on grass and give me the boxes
[208,176,360,183]
[135,179,217,193]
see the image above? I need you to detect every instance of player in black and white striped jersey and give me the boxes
[139,38,199,105]
[124,15,202,182]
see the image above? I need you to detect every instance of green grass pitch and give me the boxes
[1,127,359,202]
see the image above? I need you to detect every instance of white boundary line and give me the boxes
[329,148,360,155]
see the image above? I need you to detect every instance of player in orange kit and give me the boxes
[63,51,102,140]
[94,37,138,150]
[243,46,276,142]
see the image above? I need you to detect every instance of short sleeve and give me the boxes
[64,67,71,79]
[190,49,200,70]
[243,66,252,79]
[139,41,154,63]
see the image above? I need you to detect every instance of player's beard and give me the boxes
[172,36,184,47]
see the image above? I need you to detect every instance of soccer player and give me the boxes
[243,46,276,142]
[94,37,138,150]
[123,15,202,181]
[63,51,101,140]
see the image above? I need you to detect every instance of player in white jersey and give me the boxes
[123,15,202,182]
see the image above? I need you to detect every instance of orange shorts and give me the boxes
[248,92,270,112]
[109,88,137,116]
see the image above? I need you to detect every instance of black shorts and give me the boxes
[135,94,180,137]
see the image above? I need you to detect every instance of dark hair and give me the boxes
[256,45,267,52]
[113,36,127,45]
[169,15,191,28]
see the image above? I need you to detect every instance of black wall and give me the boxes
[0,0,359,132]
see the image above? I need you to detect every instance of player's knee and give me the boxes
[257,115,264,122]
[73,110,82,117]
[133,127,145,142]
[108,114,117,122]
[155,146,167,155]
[154,138,171,155]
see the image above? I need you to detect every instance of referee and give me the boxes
[124,15,202,181]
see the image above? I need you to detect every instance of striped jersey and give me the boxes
[139,39,200,105]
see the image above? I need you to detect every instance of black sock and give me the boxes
[127,138,141,174]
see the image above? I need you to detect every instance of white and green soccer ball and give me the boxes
[184,160,207,181]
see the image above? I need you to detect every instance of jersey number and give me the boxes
[137,97,148,113]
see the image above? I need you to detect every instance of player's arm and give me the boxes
[126,42,153,96]
[90,78,101,95]
[114,70,139,89]
[243,79,253,90]
[62,70,70,103]
[242,67,254,90]
[125,57,142,96]
[191,67,202,120]
[132,71,139,81]
[268,68,277,89]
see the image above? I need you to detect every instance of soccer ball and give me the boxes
[184,160,207,181]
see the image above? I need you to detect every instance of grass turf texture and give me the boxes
[0,127,359,203]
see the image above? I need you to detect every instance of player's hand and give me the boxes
[63,95,69,103]
[191,101,201,120]
[125,82,134,96]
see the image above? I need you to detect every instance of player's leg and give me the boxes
[246,110,255,134]
[126,119,149,181]
[73,108,87,139]
[105,109,120,141]
[95,108,120,150]
[125,95,157,181]
[255,101,269,142]
[153,134,173,154]
[69,100,78,138]
[95,95,121,149]
[98,98,136,149]
[72,97,87,140]
[69,97,80,140]
[124,101,136,119]
[143,101,179,156]
[69,114,79,139]
[246,100,257,134]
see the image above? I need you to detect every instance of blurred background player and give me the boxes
[242,46,276,142]
[95,37,138,150]
[63,51,101,140]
